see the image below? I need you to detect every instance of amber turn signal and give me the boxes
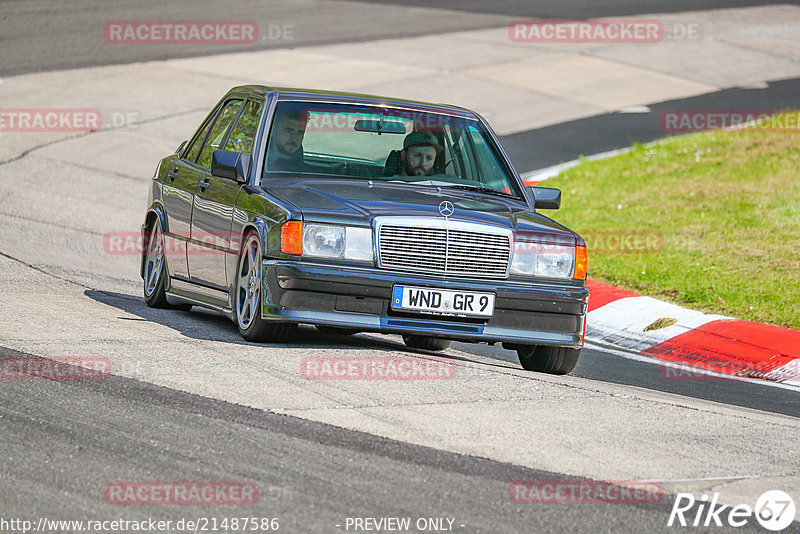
[574,245,588,280]
[281,220,303,255]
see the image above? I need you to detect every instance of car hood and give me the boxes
[262,178,576,239]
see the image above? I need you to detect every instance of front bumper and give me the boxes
[261,260,589,348]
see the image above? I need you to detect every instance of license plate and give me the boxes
[391,285,495,318]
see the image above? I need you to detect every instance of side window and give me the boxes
[224,100,263,154]
[468,126,512,191]
[197,99,243,169]
[184,116,214,163]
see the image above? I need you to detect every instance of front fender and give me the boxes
[245,217,270,255]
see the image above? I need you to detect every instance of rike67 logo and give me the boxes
[668,490,796,531]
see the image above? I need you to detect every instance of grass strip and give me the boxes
[545,114,800,329]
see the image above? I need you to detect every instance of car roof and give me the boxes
[224,85,477,119]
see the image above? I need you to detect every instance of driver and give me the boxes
[267,110,308,171]
[400,132,443,176]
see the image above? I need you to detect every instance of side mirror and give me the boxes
[176,140,188,154]
[529,186,561,210]
[211,150,250,183]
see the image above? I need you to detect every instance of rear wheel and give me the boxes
[236,232,295,342]
[402,335,451,351]
[517,345,581,375]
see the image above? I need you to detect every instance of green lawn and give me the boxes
[544,118,800,329]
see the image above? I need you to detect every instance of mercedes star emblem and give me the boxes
[438,201,454,218]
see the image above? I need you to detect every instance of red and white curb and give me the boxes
[586,279,800,387]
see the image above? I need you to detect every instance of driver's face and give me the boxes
[273,117,306,158]
[403,145,437,176]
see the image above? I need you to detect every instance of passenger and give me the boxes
[399,132,443,177]
[267,110,308,172]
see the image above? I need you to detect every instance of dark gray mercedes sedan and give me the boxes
[141,86,589,374]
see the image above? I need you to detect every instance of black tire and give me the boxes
[143,218,170,308]
[235,232,296,342]
[517,345,581,375]
[316,326,359,336]
[142,219,192,311]
[402,335,451,351]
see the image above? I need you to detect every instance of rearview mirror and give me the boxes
[211,150,250,183]
[353,119,406,134]
[529,186,561,210]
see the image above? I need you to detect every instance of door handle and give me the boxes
[198,178,210,192]
[166,168,179,181]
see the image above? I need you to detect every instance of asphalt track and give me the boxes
[0,0,790,77]
[0,346,701,534]
[454,341,800,419]
[1,1,799,533]
[354,0,784,18]
[1,338,796,533]
[501,77,800,170]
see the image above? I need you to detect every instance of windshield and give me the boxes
[263,101,523,198]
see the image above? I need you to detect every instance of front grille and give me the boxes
[378,223,510,278]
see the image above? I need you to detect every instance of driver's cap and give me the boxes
[403,131,443,152]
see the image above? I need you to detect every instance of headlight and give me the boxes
[511,242,575,279]
[344,227,373,261]
[301,223,373,261]
[303,224,344,257]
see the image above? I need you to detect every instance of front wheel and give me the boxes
[402,335,451,351]
[143,219,192,311]
[517,345,581,375]
[143,219,170,308]
[235,232,295,342]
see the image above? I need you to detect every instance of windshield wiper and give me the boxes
[448,184,516,198]
[385,179,457,187]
